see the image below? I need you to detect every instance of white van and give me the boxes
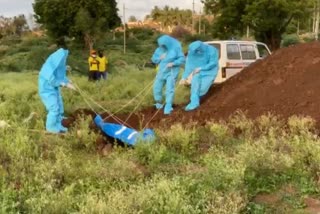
[204,40,271,83]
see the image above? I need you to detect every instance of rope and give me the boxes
[142,68,184,130]
[143,84,183,130]
[68,76,99,115]
[69,67,181,131]
[6,127,66,136]
[70,81,99,113]
[72,81,133,128]
[142,105,163,130]
[103,79,155,121]
[123,80,154,124]
[72,78,155,129]
[72,82,99,115]
[84,94,134,128]
[68,72,155,128]
[27,129,66,136]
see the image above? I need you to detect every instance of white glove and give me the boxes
[61,82,76,91]
[160,53,166,60]
[66,83,76,91]
[66,65,72,72]
[179,79,187,85]
[193,67,201,74]
[167,62,174,68]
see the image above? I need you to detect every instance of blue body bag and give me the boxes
[94,115,155,146]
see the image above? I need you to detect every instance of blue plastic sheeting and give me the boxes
[94,115,155,146]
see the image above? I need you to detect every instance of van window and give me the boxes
[210,43,221,59]
[240,44,256,60]
[257,44,270,58]
[227,44,241,60]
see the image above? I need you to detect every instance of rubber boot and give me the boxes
[58,115,68,132]
[164,104,173,115]
[185,85,200,111]
[59,124,68,132]
[154,103,164,109]
[185,102,199,111]
[46,113,61,133]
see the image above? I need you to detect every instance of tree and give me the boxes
[33,0,121,48]
[128,16,138,22]
[13,15,29,36]
[195,18,211,35]
[149,6,193,32]
[203,0,307,50]
[0,15,29,37]
[313,0,320,39]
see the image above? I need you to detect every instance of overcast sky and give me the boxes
[0,0,203,20]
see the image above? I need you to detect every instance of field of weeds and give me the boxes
[1,36,320,213]
[0,72,320,213]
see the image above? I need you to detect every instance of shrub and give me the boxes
[207,121,231,144]
[183,34,213,43]
[228,111,254,139]
[129,27,156,40]
[201,151,246,191]
[281,34,300,47]
[158,124,199,157]
[171,26,191,39]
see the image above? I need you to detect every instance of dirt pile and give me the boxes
[138,42,320,128]
[67,42,320,130]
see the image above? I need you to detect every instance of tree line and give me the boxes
[0,15,29,39]
[202,0,320,50]
[2,0,320,50]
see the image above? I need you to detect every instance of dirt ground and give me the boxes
[62,42,320,210]
[144,42,320,129]
[64,42,320,131]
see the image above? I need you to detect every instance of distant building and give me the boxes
[115,19,162,32]
[115,15,214,34]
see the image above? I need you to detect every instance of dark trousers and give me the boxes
[88,71,99,81]
[98,72,107,80]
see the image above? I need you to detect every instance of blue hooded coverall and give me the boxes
[151,46,165,64]
[38,48,70,133]
[151,35,185,114]
[182,41,219,111]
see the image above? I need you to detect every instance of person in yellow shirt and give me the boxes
[97,50,108,80]
[88,50,100,81]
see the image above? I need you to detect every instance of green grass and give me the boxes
[1,70,320,213]
[1,36,320,213]
[0,70,188,119]
[0,34,158,74]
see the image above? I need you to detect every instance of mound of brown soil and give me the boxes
[139,42,320,129]
[67,42,320,131]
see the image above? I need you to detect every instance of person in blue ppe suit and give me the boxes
[151,35,185,115]
[151,46,165,65]
[38,39,76,133]
[151,46,165,72]
[179,40,219,111]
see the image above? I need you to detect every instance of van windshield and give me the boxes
[257,44,270,58]
[209,43,221,59]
